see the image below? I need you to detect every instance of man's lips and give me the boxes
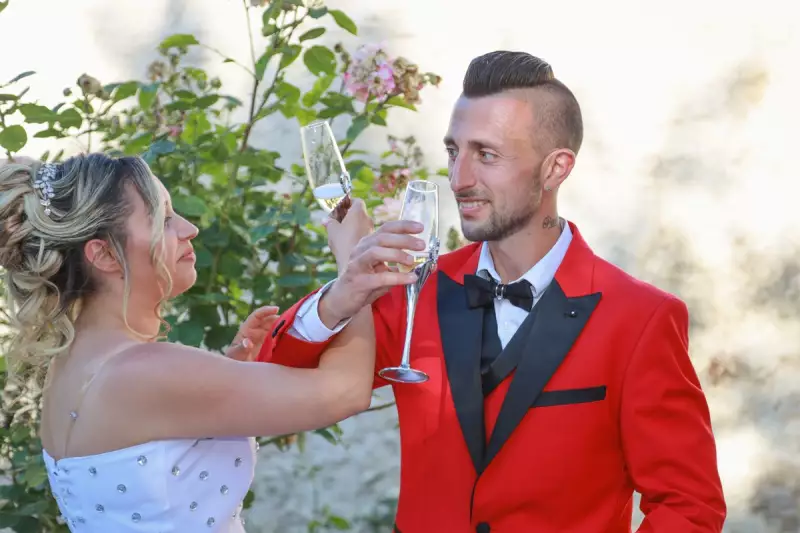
[456,198,490,215]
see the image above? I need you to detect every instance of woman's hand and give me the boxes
[324,198,376,271]
[226,305,280,362]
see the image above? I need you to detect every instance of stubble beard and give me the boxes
[461,178,543,243]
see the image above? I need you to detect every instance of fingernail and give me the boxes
[242,338,252,349]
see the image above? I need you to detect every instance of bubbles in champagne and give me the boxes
[394,251,429,273]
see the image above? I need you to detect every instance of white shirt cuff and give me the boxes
[286,279,351,342]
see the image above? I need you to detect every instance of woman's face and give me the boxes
[123,176,199,302]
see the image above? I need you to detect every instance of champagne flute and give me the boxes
[300,120,352,217]
[378,180,440,385]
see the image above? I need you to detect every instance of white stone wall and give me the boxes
[1,0,799,531]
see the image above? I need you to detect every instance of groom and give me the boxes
[258,51,726,532]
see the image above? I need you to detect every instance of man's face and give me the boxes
[444,91,545,242]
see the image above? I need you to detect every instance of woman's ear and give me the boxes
[83,239,121,274]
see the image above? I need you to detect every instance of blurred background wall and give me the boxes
[1,0,798,531]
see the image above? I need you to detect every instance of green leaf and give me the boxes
[308,6,328,18]
[302,74,334,107]
[174,319,205,346]
[143,139,176,162]
[303,45,337,76]
[345,115,369,143]
[254,50,274,81]
[6,71,35,85]
[205,324,238,351]
[173,195,207,217]
[159,33,199,50]
[279,45,302,70]
[242,489,256,509]
[182,111,211,144]
[275,82,301,106]
[113,81,139,102]
[0,93,17,101]
[32,128,62,139]
[262,23,279,37]
[123,132,153,155]
[195,247,213,268]
[195,94,219,108]
[0,125,27,152]
[18,103,53,123]
[295,107,317,126]
[328,9,358,35]
[22,465,47,489]
[327,515,351,529]
[276,273,313,287]
[0,2,8,15]
[57,108,82,129]
[138,84,158,109]
[298,27,326,42]
[250,225,275,243]
[386,95,417,111]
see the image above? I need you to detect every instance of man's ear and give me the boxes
[541,148,576,192]
[83,239,121,274]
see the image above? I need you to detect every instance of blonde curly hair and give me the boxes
[0,153,171,384]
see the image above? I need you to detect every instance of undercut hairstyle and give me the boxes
[462,51,583,154]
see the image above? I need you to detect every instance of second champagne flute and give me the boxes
[378,180,440,384]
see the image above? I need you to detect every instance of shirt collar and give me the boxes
[476,218,573,297]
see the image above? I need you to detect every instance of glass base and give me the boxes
[378,366,429,384]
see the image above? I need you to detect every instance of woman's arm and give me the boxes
[99,305,376,443]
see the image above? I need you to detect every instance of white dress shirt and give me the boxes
[288,221,573,346]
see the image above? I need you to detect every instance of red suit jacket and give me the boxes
[257,222,726,532]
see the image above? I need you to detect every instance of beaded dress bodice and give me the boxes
[42,436,257,532]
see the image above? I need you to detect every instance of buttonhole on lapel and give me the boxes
[565,310,578,318]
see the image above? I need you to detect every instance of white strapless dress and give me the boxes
[42,436,257,532]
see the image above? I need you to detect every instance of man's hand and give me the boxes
[318,207,426,330]
[226,305,280,361]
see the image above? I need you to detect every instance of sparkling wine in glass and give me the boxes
[300,120,352,215]
[378,180,440,385]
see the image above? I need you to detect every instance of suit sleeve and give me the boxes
[620,296,727,533]
[256,285,405,391]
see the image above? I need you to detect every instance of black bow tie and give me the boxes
[464,274,534,312]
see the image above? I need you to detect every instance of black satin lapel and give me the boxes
[438,271,485,473]
[483,281,601,468]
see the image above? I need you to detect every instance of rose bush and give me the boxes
[0,0,447,530]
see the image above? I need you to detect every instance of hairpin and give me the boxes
[33,163,58,217]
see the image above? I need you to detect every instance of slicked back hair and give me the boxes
[462,51,583,154]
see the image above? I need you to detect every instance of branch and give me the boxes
[365,401,396,413]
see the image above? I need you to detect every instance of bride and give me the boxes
[0,153,416,531]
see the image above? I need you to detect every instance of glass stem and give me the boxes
[400,281,419,369]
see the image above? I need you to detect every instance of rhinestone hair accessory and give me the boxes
[33,163,57,217]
